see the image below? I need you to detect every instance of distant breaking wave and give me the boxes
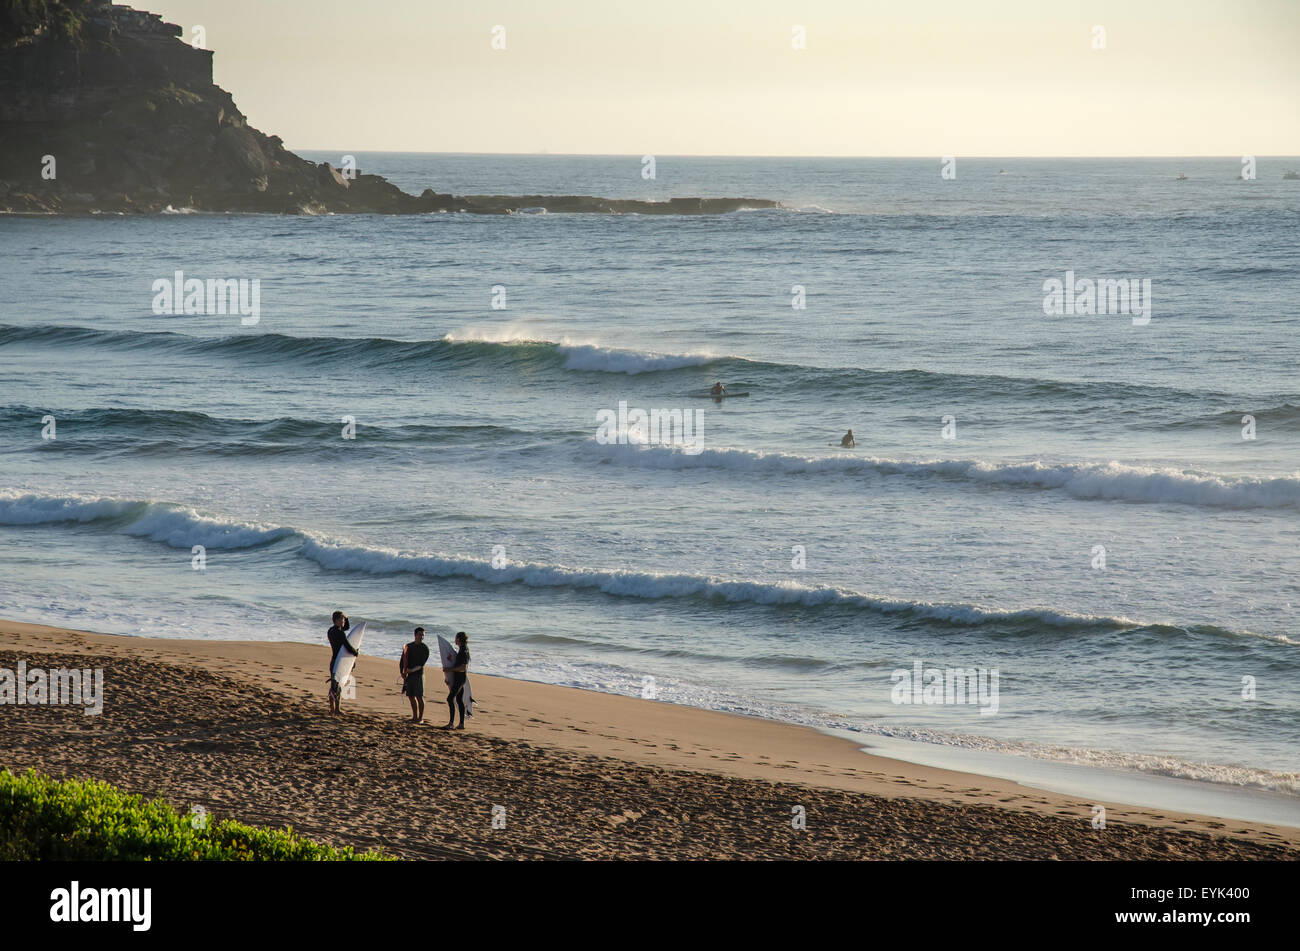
[2,488,1292,646]
[554,342,718,374]
[0,323,728,376]
[590,443,1300,510]
[442,327,723,374]
[1,323,1248,405]
[0,491,292,549]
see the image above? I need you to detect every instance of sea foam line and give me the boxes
[297,535,1132,629]
[0,488,1140,630]
[589,443,1300,509]
[442,326,724,374]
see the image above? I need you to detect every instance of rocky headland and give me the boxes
[0,1,778,215]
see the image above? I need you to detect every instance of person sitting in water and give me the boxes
[840,429,856,448]
[400,626,430,723]
[710,381,726,397]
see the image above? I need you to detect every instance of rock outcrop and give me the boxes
[0,1,778,216]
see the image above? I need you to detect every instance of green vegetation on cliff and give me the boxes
[1,0,91,47]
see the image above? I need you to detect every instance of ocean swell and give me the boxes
[590,443,1300,509]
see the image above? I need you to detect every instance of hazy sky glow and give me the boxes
[152,0,1300,155]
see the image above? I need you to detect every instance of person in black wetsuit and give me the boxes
[442,631,470,730]
[326,610,359,715]
[400,627,430,723]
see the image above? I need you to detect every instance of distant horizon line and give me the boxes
[288,149,1300,160]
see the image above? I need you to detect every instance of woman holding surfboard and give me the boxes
[442,631,470,730]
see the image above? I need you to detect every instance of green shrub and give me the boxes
[0,0,88,47]
[0,769,390,861]
[0,0,53,42]
[153,82,204,108]
[47,1,85,47]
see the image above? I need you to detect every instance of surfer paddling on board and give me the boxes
[441,631,471,730]
[400,627,430,723]
[326,611,359,715]
[840,429,856,448]
[710,381,726,398]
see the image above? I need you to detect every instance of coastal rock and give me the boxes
[317,162,350,189]
[0,1,778,216]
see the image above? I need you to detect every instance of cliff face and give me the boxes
[0,2,777,215]
[0,0,440,213]
[0,3,214,121]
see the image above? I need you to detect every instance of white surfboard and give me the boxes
[331,621,366,691]
[436,633,473,716]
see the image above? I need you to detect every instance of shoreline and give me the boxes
[839,731,1300,831]
[0,200,785,218]
[2,618,1297,858]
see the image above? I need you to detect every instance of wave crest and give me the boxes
[590,443,1300,509]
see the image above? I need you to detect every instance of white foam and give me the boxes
[555,340,718,374]
[441,322,541,345]
[441,325,722,373]
[0,490,139,524]
[297,535,1126,628]
[849,723,1300,796]
[121,506,292,549]
[466,648,1300,798]
[2,489,1277,639]
[589,443,1300,509]
[0,489,290,549]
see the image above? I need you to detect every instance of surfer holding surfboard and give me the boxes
[440,631,471,730]
[326,610,360,715]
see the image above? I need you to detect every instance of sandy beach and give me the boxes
[1,619,1295,860]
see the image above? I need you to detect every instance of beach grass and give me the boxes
[0,768,391,861]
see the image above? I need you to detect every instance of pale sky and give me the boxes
[150,0,1300,156]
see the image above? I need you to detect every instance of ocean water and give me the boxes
[1,155,1298,800]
